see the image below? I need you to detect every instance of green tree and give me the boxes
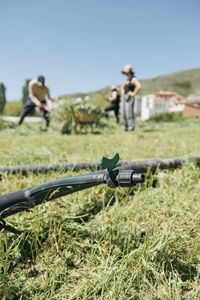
[21,79,31,105]
[0,83,6,113]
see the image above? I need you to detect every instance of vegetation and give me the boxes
[73,100,102,115]
[149,112,184,122]
[21,79,31,105]
[3,101,41,117]
[138,68,200,97]
[2,101,23,116]
[50,100,103,134]
[0,83,6,113]
[50,101,73,122]
[0,118,200,299]
[59,90,110,109]
[51,100,102,120]
[0,118,17,130]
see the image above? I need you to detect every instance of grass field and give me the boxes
[0,118,200,299]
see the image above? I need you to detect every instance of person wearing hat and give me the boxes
[104,85,120,123]
[121,65,141,131]
[18,75,51,127]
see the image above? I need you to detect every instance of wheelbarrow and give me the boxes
[72,109,101,132]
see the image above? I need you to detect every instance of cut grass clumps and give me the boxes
[51,100,102,122]
[50,100,103,134]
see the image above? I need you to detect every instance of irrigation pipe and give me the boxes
[0,154,199,234]
[0,153,144,233]
[0,156,199,176]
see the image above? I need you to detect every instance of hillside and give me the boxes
[139,68,200,96]
[60,68,200,107]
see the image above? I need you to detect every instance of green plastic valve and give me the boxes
[100,153,120,174]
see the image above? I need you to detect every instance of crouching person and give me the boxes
[105,85,120,123]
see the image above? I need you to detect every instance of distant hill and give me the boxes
[139,68,200,96]
[60,69,200,108]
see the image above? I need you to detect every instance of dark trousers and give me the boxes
[18,99,49,127]
[105,104,120,123]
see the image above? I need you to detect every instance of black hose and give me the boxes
[0,155,199,224]
[0,156,199,176]
[0,173,105,219]
[118,156,200,173]
[0,162,100,175]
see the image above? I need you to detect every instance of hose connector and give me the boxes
[117,170,144,187]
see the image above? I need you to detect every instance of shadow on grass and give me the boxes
[149,250,198,283]
[72,130,102,135]
[142,128,161,132]
[74,194,117,223]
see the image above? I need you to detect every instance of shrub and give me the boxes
[149,112,184,122]
[174,80,192,89]
[21,79,31,105]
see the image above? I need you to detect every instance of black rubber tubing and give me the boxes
[0,156,199,220]
[0,170,145,220]
[0,173,105,219]
[0,156,199,176]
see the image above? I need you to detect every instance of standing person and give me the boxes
[121,65,141,131]
[18,75,51,127]
[104,85,120,123]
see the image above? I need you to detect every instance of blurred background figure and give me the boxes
[18,75,51,127]
[121,65,141,131]
[104,85,120,123]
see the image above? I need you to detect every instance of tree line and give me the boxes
[0,83,6,113]
[0,79,31,114]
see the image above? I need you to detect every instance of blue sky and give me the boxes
[1,0,200,100]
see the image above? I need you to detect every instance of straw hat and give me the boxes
[121,64,133,74]
[110,85,118,91]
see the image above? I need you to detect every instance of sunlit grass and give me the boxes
[0,118,200,299]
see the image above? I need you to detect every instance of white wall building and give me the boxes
[136,95,168,121]
[168,104,184,113]
[187,94,200,101]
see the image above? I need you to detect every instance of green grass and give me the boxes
[2,101,41,117]
[0,118,200,299]
[0,118,17,130]
[2,101,23,116]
